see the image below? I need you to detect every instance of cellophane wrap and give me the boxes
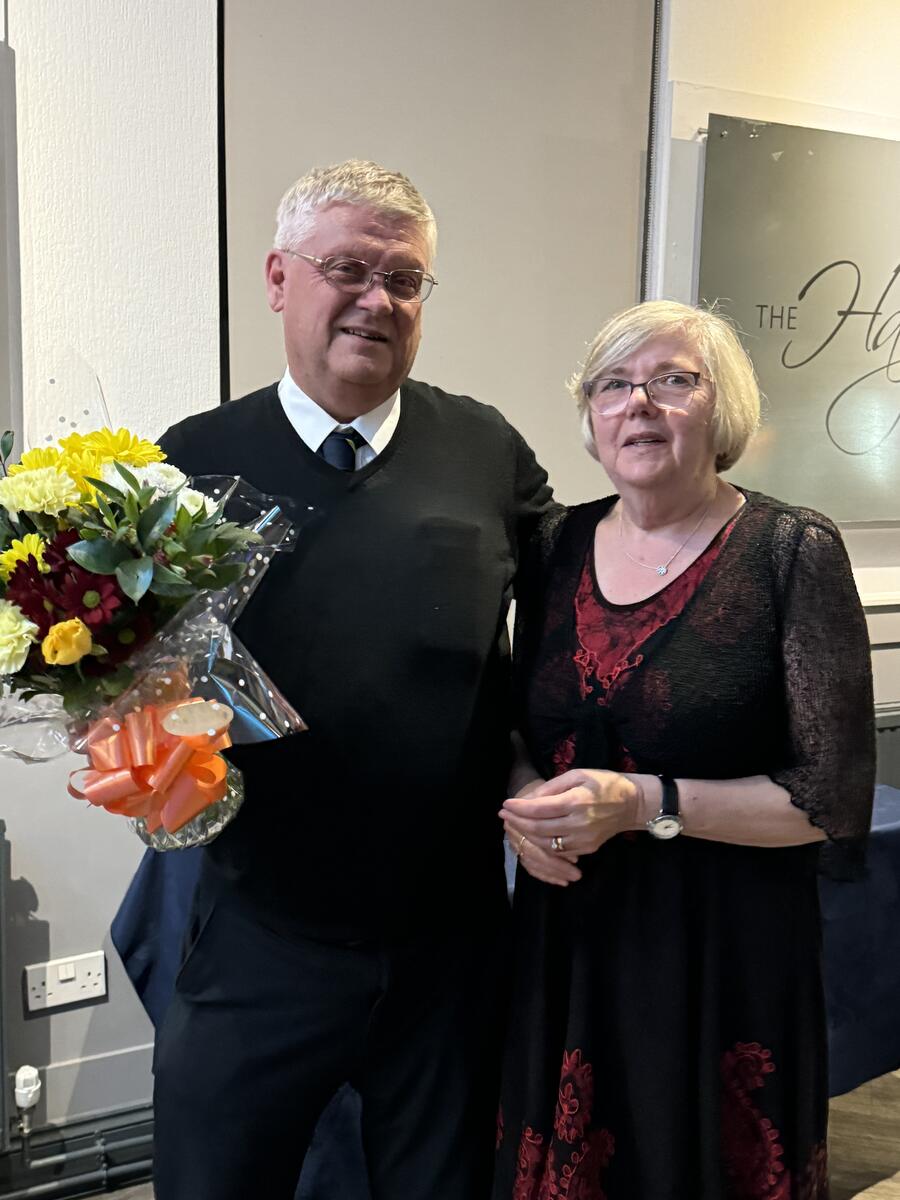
[0,476,313,850]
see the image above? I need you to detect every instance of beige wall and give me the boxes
[670,0,899,118]
[224,0,656,507]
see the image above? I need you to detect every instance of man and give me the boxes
[152,160,551,1200]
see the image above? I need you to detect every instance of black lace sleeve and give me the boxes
[513,504,568,662]
[770,513,875,878]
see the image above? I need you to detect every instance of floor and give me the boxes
[830,1071,900,1198]
[107,1073,900,1198]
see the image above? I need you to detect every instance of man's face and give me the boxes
[265,203,431,418]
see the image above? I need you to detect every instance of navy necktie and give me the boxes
[318,428,366,471]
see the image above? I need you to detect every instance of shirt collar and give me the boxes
[278,369,400,455]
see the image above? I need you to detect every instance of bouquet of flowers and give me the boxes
[0,425,309,848]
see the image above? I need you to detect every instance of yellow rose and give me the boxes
[42,618,93,666]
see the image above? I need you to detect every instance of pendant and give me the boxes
[656,565,668,576]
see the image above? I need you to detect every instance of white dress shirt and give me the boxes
[277,369,401,469]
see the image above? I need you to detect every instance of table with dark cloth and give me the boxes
[110,847,371,1200]
[821,784,900,1097]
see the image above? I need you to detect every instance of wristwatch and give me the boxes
[646,775,683,840]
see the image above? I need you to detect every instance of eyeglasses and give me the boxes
[281,251,437,303]
[582,371,704,417]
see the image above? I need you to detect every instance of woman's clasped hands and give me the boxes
[501,768,641,886]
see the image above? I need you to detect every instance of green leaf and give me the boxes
[123,489,140,527]
[0,429,14,464]
[203,563,246,589]
[209,522,257,550]
[68,537,132,574]
[150,561,196,598]
[83,476,126,505]
[116,555,155,602]
[113,462,142,493]
[173,506,193,539]
[136,492,177,550]
[93,492,118,532]
[190,500,226,529]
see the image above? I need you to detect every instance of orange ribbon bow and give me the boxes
[68,699,233,834]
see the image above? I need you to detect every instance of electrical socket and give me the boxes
[24,951,108,1013]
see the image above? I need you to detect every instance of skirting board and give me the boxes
[0,1104,152,1199]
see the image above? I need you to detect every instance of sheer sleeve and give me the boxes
[513,504,568,659]
[770,513,875,878]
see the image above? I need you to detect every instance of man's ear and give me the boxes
[264,251,287,313]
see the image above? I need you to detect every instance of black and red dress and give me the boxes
[493,491,874,1200]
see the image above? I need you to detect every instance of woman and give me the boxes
[494,301,874,1200]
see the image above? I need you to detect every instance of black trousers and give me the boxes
[153,890,510,1200]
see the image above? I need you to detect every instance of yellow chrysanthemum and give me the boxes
[0,533,48,583]
[8,446,62,474]
[75,427,165,468]
[0,467,80,517]
[57,446,106,494]
[57,431,90,455]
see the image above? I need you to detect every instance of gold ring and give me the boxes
[516,834,527,857]
[550,835,566,853]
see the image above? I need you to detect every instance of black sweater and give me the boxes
[159,380,552,938]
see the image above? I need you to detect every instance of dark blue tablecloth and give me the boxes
[821,784,900,1096]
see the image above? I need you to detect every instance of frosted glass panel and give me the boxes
[699,114,900,522]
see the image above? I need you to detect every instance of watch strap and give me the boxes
[657,774,680,818]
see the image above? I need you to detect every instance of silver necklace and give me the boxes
[618,496,715,577]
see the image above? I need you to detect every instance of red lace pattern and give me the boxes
[512,1049,614,1200]
[560,527,733,775]
[573,532,732,708]
[721,1043,828,1199]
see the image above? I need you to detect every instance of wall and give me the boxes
[224,0,656,508]
[2,2,218,1129]
[658,0,900,706]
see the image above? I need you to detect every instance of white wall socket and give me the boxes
[24,951,108,1013]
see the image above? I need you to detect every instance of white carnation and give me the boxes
[101,461,216,518]
[0,599,39,676]
[101,461,187,494]
[0,467,80,517]
[178,487,216,518]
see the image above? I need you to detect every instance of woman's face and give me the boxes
[588,334,717,494]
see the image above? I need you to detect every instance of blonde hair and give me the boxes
[274,159,437,264]
[569,300,761,472]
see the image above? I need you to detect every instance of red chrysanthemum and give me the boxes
[4,557,58,636]
[56,567,124,628]
[42,528,81,573]
[89,606,156,667]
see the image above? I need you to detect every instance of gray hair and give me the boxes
[569,300,761,472]
[274,159,437,264]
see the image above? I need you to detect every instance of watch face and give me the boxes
[648,815,683,840]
